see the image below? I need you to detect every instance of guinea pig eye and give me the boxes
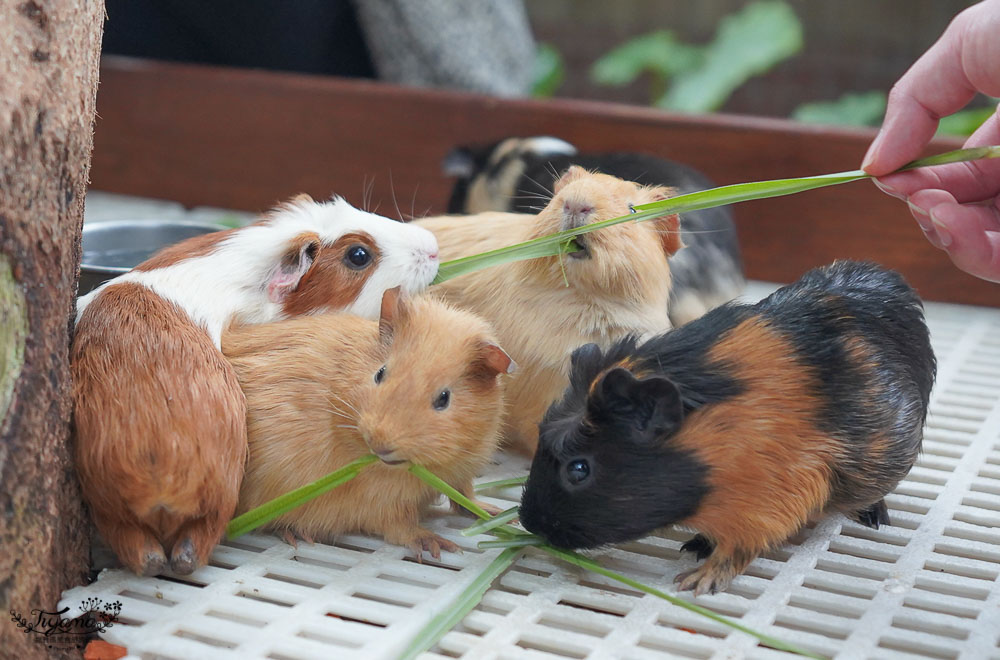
[565,459,591,485]
[374,365,386,384]
[344,245,372,270]
[433,389,451,411]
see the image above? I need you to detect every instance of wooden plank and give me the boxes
[91,56,997,307]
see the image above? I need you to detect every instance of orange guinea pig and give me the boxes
[222,289,515,557]
[415,166,682,456]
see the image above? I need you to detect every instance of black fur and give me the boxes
[680,534,714,560]
[756,261,935,513]
[520,260,936,550]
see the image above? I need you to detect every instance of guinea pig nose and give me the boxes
[563,201,594,217]
[374,447,406,465]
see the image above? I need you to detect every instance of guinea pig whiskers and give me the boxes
[521,173,555,198]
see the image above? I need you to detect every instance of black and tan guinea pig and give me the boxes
[443,136,745,326]
[519,260,936,595]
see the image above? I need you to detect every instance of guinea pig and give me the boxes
[72,195,439,576]
[443,136,745,326]
[519,260,935,596]
[222,288,515,558]
[415,166,682,456]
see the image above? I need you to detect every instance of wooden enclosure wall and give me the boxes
[89,57,996,307]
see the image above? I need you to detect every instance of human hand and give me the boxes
[862,0,1000,283]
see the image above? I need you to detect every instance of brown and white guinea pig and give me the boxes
[519,260,936,596]
[414,167,682,456]
[222,288,515,558]
[71,195,439,576]
[443,136,745,326]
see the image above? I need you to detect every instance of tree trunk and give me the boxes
[0,1,105,658]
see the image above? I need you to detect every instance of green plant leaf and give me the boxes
[792,91,888,127]
[478,536,545,549]
[542,546,825,659]
[937,105,996,137]
[532,43,566,98]
[473,475,528,492]
[226,454,379,539]
[591,30,702,88]
[661,0,803,112]
[398,546,523,660]
[430,145,1000,286]
[461,506,522,537]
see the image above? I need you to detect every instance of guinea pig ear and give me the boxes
[442,147,475,178]
[553,165,589,193]
[593,368,684,440]
[648,188,684,256]
[267,232,320,303]
[472,341,517,379]
[378,287,409,345]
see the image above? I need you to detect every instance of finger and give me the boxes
[862,34,977,175]
[860,0,1000,176]
[917,193,1000,282]
[873,110,1000,201]
[907,189,957,249]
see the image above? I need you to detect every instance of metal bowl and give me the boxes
[79,220,227,296]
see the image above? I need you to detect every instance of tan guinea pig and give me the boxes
[414,166,682,456]
[222,288,516,558]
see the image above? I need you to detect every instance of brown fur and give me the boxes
[222,294,511,557]
[72,283,246,575]
[133,227,240,271]
[668,318,839,594]
[415,169,681,455]
[281,231,378,316]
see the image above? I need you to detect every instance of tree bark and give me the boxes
[0,1,104,658]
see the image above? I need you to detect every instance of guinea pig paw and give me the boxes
[679,534,715,560]
[279,529,316,548]
[674,566,730,597]
[408,531,461,562]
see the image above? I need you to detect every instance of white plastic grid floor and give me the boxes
[61,277,1000,660]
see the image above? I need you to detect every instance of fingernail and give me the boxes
[874,179,903,199]
[929,209,953,247]
[861,130,882,171]
[908,200,933,232]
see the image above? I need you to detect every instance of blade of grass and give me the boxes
[461,505,521,537]
[408,463,492,521]
[478,536,545,549]
[398,546,523,660]
[473,475,528,492]
[415,467,826,659]
[431,145,1000,285]
[226,454,378,539]
[541,545,825,659]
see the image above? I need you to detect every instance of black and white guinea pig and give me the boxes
[443,136,745,326]
[519,260,936,595]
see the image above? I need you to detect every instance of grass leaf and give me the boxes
[398,546,523,660]
[479,536,545,549]
[407,463,491,521]
[226,454,378,539]
[473,475,528,492]
[462,506,522,537]
[542,545,825,659]
[431,145,1000,286]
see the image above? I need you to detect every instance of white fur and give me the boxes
[521,136,578,158]
[76,198,439,347]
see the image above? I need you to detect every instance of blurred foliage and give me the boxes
[937,105,995,137]
[793,91,994,137]
[792,91,888,127]
[589,1,803,113]
[532,43,565,98]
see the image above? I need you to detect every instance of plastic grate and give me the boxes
[61,282,1000,660]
